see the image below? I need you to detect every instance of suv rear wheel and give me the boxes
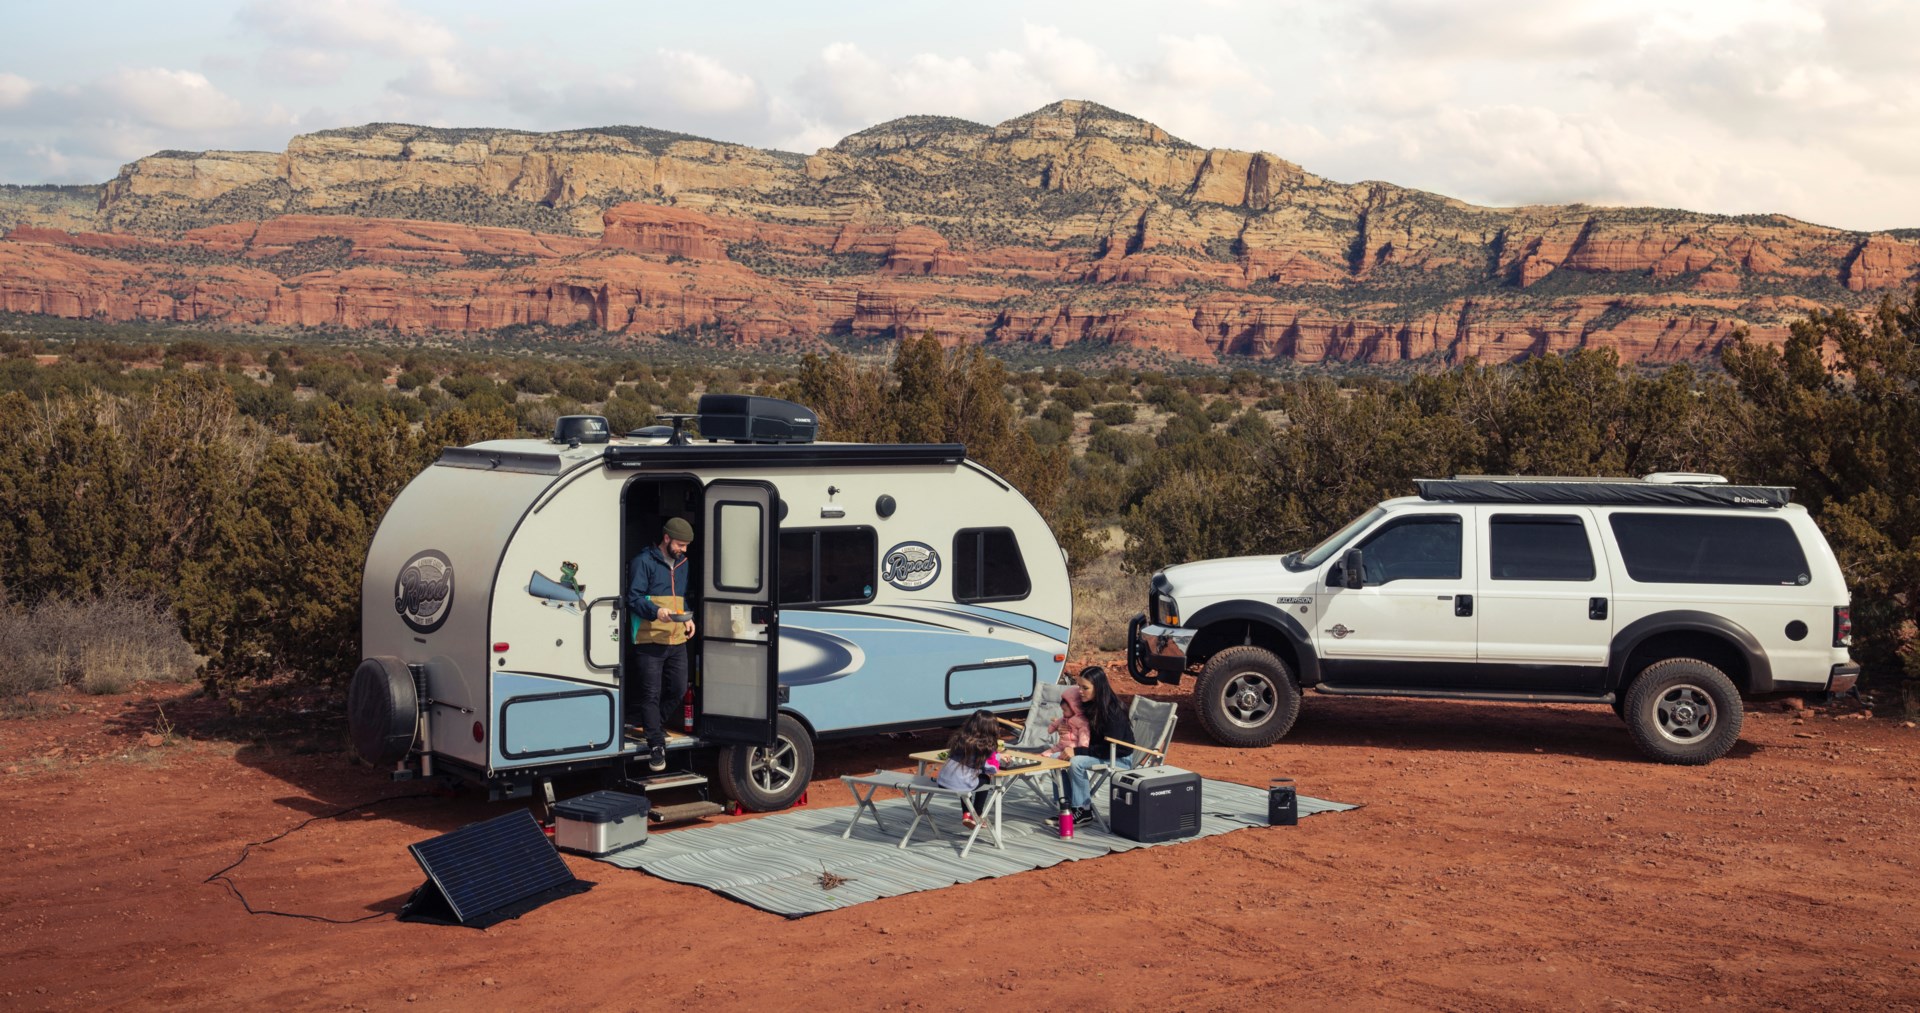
[1622,658,1744,765]
[1194,646,1301,748]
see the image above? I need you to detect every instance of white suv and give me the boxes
[1128,474,1860,764]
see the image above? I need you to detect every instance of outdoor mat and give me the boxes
[597,777,1356,916]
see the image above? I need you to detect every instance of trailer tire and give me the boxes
[717,713,814,811]
[349,656,418,766]
[1194,646,1300,748]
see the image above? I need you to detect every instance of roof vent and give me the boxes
[1641,472,1728,485]
[552,415,610,445]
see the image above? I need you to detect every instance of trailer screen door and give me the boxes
[699,480,780,746]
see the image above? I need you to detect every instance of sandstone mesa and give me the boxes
[2,100,1916,364]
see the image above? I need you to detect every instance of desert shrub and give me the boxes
[0,589,197,698]
[1091,402,1135,426]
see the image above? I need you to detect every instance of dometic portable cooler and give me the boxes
[1109,766,1202,843]
[552,790,650,856]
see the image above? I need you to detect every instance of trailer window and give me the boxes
[714,501,764,592]
[778,528,877,607]
[953,528,1030,603]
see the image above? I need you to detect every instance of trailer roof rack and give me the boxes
[604,442,967,470]
[1414,474,1793,508]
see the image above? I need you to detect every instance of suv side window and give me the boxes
[1490,515,1595,581]
[1608,513,1811,586]
[1354,514,1462,585]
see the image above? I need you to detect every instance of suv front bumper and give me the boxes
[1827,662,1861,694]
[1127,612,1195,683]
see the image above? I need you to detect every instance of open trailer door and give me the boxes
[698,480,780,746]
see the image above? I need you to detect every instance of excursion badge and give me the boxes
[881,541,940,591]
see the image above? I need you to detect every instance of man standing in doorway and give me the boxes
[627,517,697,772]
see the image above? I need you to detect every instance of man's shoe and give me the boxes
[647,746,667,772]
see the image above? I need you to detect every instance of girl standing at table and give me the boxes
[1051,666,1133,827]
[936,709,1001,828]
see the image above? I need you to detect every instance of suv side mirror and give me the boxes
[1341,548,1365,589]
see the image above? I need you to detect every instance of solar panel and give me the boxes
[403,809,579,926]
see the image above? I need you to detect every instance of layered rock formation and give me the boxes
[3,100,1916,365]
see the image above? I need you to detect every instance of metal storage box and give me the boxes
[1109,765,1202,843]
[551,790,650,855]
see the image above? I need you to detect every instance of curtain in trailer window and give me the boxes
[953,528,1031,602]
[777,528,877,607]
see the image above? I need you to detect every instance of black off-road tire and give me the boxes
[717,713,815,811]
[348,656,417,766]
[1622,658,1744,765]
[1194,646,1302,748]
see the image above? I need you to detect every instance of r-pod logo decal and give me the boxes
[881,541,940,591]
[395,550,455,633]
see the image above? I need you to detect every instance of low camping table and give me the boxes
[904,748,1070,856]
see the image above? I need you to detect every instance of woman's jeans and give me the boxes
[1061,752,1134,808]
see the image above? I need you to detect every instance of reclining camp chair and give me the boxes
[1084,696,1178,831]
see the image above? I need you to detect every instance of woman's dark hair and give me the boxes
[1077,666,1128,737]
[946,709,1000,767]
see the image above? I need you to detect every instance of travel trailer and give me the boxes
[348,396,1071,820]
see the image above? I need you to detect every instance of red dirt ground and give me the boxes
[3,674,1918,1011]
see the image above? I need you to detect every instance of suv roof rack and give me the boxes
[1415,474,1793,508]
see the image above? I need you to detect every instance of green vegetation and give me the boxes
[1,287,1916,718]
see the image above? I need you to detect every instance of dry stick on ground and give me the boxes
[817,863,854,891]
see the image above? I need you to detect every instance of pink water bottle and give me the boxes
[1058,804,1074,838]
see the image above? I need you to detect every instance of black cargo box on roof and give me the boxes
[697,394,818,444]
[1415,476,1793,508]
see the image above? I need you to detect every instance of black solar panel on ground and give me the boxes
[401,809,586,927]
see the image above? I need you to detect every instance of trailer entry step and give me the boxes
[648,801,726,824]
[631,771,708,791]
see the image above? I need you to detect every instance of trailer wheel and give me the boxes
[349,656,418,766]
[1193,646,1301,748]
[717,713,814,811]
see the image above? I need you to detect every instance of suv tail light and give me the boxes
[1833,606,1852,648]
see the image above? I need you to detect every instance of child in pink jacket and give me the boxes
[1042,685,1091,759]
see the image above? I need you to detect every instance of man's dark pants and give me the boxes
[631,643,689,752]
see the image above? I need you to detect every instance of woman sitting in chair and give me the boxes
[1049,666,1133,827]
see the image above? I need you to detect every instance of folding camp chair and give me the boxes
[993,680,1073,808]
[1084,696,1178,831]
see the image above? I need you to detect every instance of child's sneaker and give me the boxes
[961,812,977,830]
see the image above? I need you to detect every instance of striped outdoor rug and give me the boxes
[597,777,1356,916]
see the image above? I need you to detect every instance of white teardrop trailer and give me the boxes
[349,396,1071,820]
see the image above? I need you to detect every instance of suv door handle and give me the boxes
[1455,594,1474,617]
[1589,597,1609,620]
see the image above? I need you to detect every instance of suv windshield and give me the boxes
[1291,506,1387,570]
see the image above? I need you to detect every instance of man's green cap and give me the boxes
[663,517,695,542]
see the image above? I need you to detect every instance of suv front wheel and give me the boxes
[1194,646,1302,748]
[1622,658,1744,765]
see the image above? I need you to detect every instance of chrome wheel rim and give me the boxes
[748,735,799,794]
[1222,671,1277,729]
[1652,684,1717,744]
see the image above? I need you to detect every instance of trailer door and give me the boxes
[698,480,781,746]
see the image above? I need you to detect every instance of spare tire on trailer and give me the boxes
[349,656,419,766]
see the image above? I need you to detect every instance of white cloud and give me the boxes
[100,68,252,132]
[655,50,761,116]
[0,73,33,109]
[237,0,457,59]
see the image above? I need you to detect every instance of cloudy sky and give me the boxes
[2,0,1916,231]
